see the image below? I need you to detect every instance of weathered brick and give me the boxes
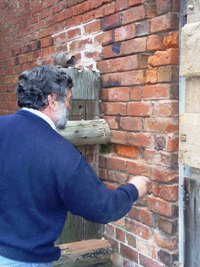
[129,86,143,100]
[139,254,165,267]
[40,36,53,48]
[157,216,178,235]
[110,130,127,144]
[152,101,179,117]
[146,68,158,84]
[147,196,177,217]
[116,0,129,11]
[163,31,179,48]
[150,183,178,201]
[104,224,115,238]
[101,12,122,31]
[126,160,150,176]
[166,134,179,152]
[144,117,178,133]
[147,35,165,51]
[135,20,150,37]
[107,154,127,171]
[104,2,116,16]
[121,37,147,55]
[154,230,178,250]
[148,48,179,66]
[126,132,152,147]
[126,233,136,247]
[126,218,151,240]
[145,0,157,18]
[101,102,127,115]
[114,23,136,42]
[101,70,145,87]
[94,30,114,46]
[69,38,93,52]
[66,28,81,40]
[116,145,140,159]
[101,87,130,101]
[120,117,143,131]
[129,206,154,226]
[127,102,150,116]
[116,228,126,243]
[143,84,172,100]
[120,243,138,263]
[156,0,173,14]
[157,66,179,82]
[73,1,90,16]
[84,20,101,34]
[122,6,145,24]
[151,166,178,182]
[158,250,178,266]
[151,13,179,33]
[108,170,128,183]
[103,115,119,129]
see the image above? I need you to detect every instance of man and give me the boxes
[0,65,149,266]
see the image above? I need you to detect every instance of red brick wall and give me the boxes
[0,0,179,266]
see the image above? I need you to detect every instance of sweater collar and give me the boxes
[21,108,57,131]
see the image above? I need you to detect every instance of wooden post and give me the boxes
[53,239,113,267]
[58,119,111,146]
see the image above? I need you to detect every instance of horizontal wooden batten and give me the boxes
[58,119,111,146]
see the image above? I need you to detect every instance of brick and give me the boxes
[104,2,116,16]
[150,183,178,201]
[126,160,150,176]
[151,166,178,182]
[126,218,151,240]
[135,20,150,37]
[129,207,154,226]
[40,36,53,48]
[116,0,129,11]
[120,243,138,263]
[107,155,127,171]
[145,0,157,18]
[31,40,41,51]
[146,68,158,84]
[116,228,126,243]
[147,35,165,51]
[101,13,122,31]
[108,170,128,183]
[166,134,179,152]
[97,55,140,74]
[122,6,145,24]
[101,102,127,115]
[148,48,179,66]
[121,37,147,55]
[128,0,142,6]
[139,254,164,267]
[12,48,21,56]
[127,102,150,116]
[151,13,179,33]
[129,86,143,101]
[110,130,127,144]
[152,101,179,117]
[154,135,166,150]
[102,42,122,59]
[103,115,119,129]
[157,66,179,82]
[73,1,90,16]
[66,28,81,40]
[127,132,152,147]
[154,230,178,250]
[114,23,136,42]
[126,233,136,247]
[84,20,101,34]
[156,0,173,14]
[69,38,93,52]
[143,84,172,100]
[94,31,114,46]
[163,31,179,48]
[101,70,145,87]
[101,87,130,101]
[157,216,178,235]
[144,117,178,133]
[120,117,143,131]
[104,224,115,238]
[116,145,139,159]
[158,250,178,266]
[147,196,177,217]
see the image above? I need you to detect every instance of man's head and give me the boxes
[16,65,73,129]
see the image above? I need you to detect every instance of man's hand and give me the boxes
[128,176,150,198]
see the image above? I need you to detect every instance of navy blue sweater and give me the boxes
[0,110,139,263]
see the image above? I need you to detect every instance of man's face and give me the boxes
[55,89,72,130]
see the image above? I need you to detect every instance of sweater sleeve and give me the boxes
[60,156,139,224]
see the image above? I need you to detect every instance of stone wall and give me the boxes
[0,1,179,266]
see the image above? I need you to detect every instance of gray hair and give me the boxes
[16,65,73,110]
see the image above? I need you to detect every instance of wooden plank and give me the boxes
[58,119,111,146]
[53,239,113,267]
[179,113,200,168]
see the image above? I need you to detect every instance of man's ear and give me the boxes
[47,94,57,111]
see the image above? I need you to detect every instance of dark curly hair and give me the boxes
[16,65,73,110]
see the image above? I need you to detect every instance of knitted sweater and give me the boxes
[0,110,139,263]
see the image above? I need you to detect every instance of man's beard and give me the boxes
[55,102,69,130]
